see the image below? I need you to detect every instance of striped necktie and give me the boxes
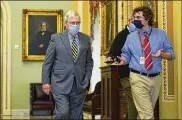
[72,37,78,62]
[144,32,153,71]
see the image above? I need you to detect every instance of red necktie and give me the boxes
[144,33,153,71]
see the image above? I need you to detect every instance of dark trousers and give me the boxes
[53,80,86,119]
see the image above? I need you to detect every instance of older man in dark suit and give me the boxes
[42,10,93,119]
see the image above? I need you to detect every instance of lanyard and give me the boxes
[138,28,152,56]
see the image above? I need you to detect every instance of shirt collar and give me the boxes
[68,32,79,41]
[139,26,152,36]
[41,29,46,32]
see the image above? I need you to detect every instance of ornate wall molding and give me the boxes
[100,1,116,56]
[120,1,132,30]
[89,1,99,40]
[1,1,11,115]
[123,1,128,29]
[142,1,158,27]
[120,1,124,29]
[89,1,109,41]
[161,1,175,101]
[127,1,133,19]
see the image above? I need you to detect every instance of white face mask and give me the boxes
[68,24,80,36]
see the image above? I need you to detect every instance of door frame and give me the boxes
[1,1,11,115]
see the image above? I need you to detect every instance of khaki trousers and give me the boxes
[129,72,161,119]
[120,77,138,119]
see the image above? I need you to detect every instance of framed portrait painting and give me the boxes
[22,9,63,60]
[142,1,158,27]
[100,1,117,56]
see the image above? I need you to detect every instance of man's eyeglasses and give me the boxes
[69,22,81,25]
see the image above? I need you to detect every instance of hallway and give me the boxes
[0,1,181,119]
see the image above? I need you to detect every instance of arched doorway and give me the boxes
[1,1,11,116]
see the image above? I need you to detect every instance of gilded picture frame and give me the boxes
[100,1,117,56]
[142,1,158,27]
[22,9,63,61]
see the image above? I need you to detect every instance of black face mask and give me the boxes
[133,20,144,29]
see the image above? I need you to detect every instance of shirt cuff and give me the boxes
[121,54,129,64]
[169,50,176,60]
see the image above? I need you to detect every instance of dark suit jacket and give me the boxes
[29,30,53,55]
[42,31,93,94]
[108,25,130,78]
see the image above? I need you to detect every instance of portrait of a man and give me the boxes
[22,9,63,60]
[29,21,54,55]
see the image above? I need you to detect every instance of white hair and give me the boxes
[64,10,80,24]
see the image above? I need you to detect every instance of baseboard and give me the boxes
[2,110,11,116]
[11,109,30,116]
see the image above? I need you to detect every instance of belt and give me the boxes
[130,69,160,77]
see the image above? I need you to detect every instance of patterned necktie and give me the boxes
[144,32,153,71]
[72,37,78,62]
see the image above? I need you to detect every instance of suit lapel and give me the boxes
[60,31,73,61]
[76,32,84,62]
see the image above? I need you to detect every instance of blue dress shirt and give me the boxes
[68,33,80,54]
[121,27,175,74]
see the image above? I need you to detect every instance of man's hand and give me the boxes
[105,57,114,63]
[153,49,163,58]
[39,44,44,48]
[117,56,126,66]
[153,49,173,60]
[42,84,52,95]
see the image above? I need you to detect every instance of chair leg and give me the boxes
[92,114,95,120]
[51,110,54,116]
[51,110,52,115]
[30,110,33,116]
